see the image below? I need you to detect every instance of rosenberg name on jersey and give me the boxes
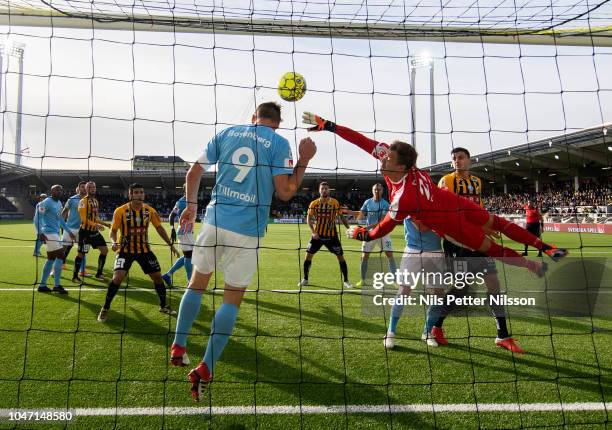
[226,129,272,148]
[216,183,257,204]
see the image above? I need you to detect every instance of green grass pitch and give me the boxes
[0,220,610,429]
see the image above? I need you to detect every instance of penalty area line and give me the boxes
[0,402,609,417]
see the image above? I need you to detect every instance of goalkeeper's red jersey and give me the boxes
[383,166,488,237]
[333,124,490,241]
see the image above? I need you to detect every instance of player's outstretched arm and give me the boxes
[347,212,400,242]
[302,112,389,160]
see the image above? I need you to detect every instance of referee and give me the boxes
[523,201,543,257]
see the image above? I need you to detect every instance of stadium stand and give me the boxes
[27,179,609,226]
[0,194,22,220]
[484,178,611,214]
[1,169,610,222]
[0,196,17,212]
[132,155,190,172]
[1,124,609,224]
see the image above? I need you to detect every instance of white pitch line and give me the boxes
[0,402,608,417]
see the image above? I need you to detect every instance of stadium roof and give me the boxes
[133,155,187,163]
[0,161,380,191]
[427,123,612,184]
[1,124,610,192]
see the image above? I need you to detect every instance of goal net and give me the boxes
[0,0,610,428]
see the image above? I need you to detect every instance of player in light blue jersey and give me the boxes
[355,183,396,287]
[383,217,447,349]
[162,186,193,286]
[61,182,88,275]
[33,185,76,293]
[32,193,47,257]
[170,102,317,401]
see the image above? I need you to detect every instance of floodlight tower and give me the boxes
[409,54,436,164]
[0,38,25,166]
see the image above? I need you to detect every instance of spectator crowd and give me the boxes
[31,177,611,221]
[484,178,611,215]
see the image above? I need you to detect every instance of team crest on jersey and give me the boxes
[373,143,389,159]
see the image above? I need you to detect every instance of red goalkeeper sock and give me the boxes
[491,215,546,250]
[486,242,537,271]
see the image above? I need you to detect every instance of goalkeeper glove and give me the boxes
[346,226,372,242]
[302,112,336,132]
[170,227,177,244]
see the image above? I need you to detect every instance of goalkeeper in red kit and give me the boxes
[302,112,568,276]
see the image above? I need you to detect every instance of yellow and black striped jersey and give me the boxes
[438,172,483,206]
[78,195,101,231]
[308,197,341,237]
[111,203,162,254]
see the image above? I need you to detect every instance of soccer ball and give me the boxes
[278,72,306,102]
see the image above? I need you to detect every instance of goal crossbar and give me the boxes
[1,9,611,46]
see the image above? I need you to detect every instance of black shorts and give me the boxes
[306,235,344,256]
[113,252,161,275]
[443,239,497,275]
[526,222,542,237]
[78,228,107,253]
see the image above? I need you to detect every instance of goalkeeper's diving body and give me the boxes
[171,102,316,401]
[302,112,568,276]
